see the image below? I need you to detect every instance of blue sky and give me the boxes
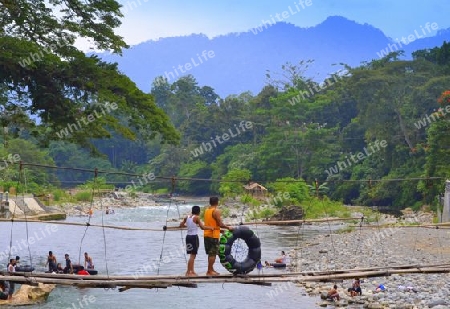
[114,0,450,47]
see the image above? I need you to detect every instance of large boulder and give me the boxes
[0,283,55,306]
[270,205,304,225]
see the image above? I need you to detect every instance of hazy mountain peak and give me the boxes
[97,16,450,97]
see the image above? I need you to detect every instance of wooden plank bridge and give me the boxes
[2,263,450,291]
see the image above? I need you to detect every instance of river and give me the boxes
[0,203,341,309]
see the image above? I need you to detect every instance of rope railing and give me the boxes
[4,161,444,184]
[1,216,449,231]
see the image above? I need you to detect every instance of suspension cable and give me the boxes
[77,169,97,269]
[20,163,34,270]
[16,162,445,184]
[99,177,111,280]
[317,186,337,272]
[295,198,310,273]
[157,177,176,275]
[174,197,188,267]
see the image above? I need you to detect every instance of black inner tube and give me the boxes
[15,265,35,272]
[219,226,261,275]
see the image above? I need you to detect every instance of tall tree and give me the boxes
[0,0,179,149]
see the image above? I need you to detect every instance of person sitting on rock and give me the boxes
[348,278,362,296]
[327,284,340,301]
[56,263,64,274]
[398,285,418,293]
[374,284,386,293]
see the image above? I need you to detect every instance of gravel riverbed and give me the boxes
[292,225,450,308]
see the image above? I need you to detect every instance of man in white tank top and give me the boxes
[180,205,213,276]
[6,258,15,300]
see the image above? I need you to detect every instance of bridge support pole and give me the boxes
[443,180,450,222]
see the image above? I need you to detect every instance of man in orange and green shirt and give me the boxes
[203,196,233,276]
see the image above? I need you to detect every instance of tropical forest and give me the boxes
[1,9,450,215]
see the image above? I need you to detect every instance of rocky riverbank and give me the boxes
[56,193,208,216]
[56,193,261,219]
[291,224,450,309]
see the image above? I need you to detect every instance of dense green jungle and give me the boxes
[1,34,450,212]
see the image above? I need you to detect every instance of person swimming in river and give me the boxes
[265,250,288,266]
[45,251,57,272]
[63,254,73,274]
[348,278,362,296]
[84,252,94,269]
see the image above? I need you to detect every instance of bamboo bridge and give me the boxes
[2,263,450,291]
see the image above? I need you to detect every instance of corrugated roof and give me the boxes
[243,182,267,190]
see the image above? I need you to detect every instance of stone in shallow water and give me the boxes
[428,299,448,308]
[337,300,348,307]
[0,283,55,306]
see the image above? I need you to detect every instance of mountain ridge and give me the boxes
[98,16,450,97]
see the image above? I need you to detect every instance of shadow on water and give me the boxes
[0,204,345,308]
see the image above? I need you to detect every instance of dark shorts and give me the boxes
[9,282,14,296]
[186,235,199,254]
[348,287,361,293]
[204,237,219,256]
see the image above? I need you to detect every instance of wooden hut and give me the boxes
[243,182,267,198]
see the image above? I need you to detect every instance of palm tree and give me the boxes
[307,179,329,199]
